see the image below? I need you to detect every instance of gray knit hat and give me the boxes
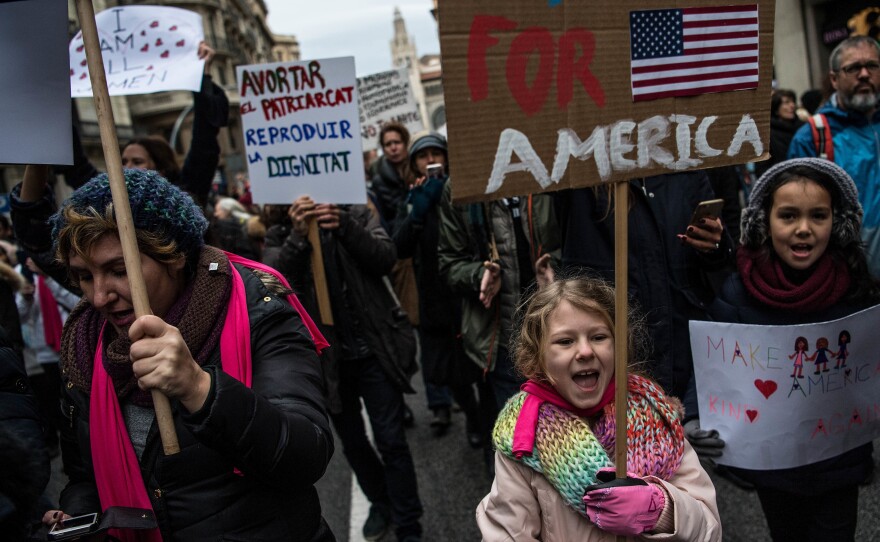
[50,169,208,258]
[740,157,862,249]
[408,131,448,172]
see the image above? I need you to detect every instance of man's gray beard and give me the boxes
[841,90,879,113]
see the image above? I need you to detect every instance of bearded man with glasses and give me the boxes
[789,36,880,276]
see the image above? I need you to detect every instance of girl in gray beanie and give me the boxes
[704,157,880,541]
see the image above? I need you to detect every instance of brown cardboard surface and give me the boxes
[439,0,775,202]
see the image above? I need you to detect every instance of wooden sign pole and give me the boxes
[308,220,334,325]
[613,180,629,542]
[74,0,180,455]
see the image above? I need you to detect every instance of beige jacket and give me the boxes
[476,442,721,541]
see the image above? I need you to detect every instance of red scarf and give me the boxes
[37,276,63,353]
[737,247,850,313]
[89,255,328,541]
[512,379,615,458]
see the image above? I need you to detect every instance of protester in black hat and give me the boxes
[393,132,483,446]
[12,168,335,541]
[705,158,880,541]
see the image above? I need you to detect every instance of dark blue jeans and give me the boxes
[488,346,524,411]
[330,355,423,539]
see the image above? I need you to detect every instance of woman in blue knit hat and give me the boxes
[12,168,336,541]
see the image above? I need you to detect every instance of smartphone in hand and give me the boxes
[47,513,99,541]
[690,199,724,226]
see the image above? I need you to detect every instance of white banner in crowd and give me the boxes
[357,68,424,152]
[236,57,366,204]
[689,304,880,470]
[69,6,204,97]
[0,0,72,165]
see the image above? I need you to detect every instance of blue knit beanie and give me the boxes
[740,157,862,249]
[50,169,208,257]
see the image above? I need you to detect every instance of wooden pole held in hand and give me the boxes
[74,0,180,455]
[613,181,629,542]
[308,220,334,325]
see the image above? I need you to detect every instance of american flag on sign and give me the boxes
[629,4,759,102]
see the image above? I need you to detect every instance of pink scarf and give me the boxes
[513,379,615,458]
[38,276,63,353]
[89,255,327,541]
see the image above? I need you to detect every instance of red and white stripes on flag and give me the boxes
[629,4,759,102]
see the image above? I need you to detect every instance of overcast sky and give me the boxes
[262,0,440,77]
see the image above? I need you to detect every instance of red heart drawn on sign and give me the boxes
[170,25,178,31]
[79,72,87,80]
[746,410,758,423]
[155,38,163,46]
[150,20,159,28]
[76,45,84,52]
[141,44,149,52]
[754,379,777,399]
[146,65,153,71]
[160,50,170,58]
[80,59,87,66]
[176,39,185,47]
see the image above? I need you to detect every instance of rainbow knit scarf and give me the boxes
[493,374,685,518]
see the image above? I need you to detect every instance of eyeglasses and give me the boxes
[838,61,880,76]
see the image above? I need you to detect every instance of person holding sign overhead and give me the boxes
[59,41,228,208]
[706,158,880,541]
[476,276,721,540]
[14,169,335,541]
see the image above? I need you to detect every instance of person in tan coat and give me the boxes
[477,277,721,541]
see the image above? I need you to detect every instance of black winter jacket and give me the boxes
[57,263,335,541]
[555,172,734,409]
[263,207,418,414]
[708,273,874,495]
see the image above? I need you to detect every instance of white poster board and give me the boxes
[237,57,366,204]
[358,68,424,152]
[69,6,204,97]
[689,305,880,470]
[0,0,72,165]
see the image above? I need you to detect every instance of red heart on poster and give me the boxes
[79,72,87,80]
[76,45,84,52]
[746,410,758,423]
[150,20,159,28]
[754,379,777,399]
[80,59,87,66]
[146,65,153,71]
[176,39,185,47]
[155,38,163,46]
[169,25,178,31]
[160,50,169,58]
[141,44,149,52]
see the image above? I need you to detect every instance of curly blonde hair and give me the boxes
[511,276,649,383]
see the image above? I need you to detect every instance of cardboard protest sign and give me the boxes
[689,305,880,470]
[438,0,774,202]
[237,57,366,204]
[0,0,72,165]
[358,68,424,152]
[70,5,204,97]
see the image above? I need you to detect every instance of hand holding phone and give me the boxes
[680,199,725,253]
[47,512,98,541]
[689,198,724,226]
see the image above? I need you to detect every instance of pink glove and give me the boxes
[583,467,666,536]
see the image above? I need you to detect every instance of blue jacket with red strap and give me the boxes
[788,95,880,275]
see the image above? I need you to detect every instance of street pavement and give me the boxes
[45,374,880,541]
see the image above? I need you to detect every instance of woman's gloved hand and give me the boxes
[583,467,666,536]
